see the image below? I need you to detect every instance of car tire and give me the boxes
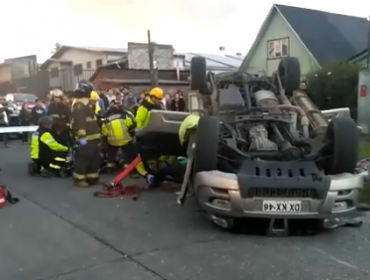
[277,57,301,92]
[194,116,219,172]
[190,56,207,94]
[28,162,36,176]
[326,117,358,174]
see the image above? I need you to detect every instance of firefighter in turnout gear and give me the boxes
[135,87,163,179]
[90,90,102,116]
[30,116,69,177]
[101,106,136,173]
[135,87,163,128]
[47,89,72,147]
[71,80,101,187]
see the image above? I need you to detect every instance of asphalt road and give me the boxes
[0,143,369,280]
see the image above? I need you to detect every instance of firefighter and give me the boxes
[71,80,102,187]
[101,106,136,173]
[90,90,102,115]
[30,116,69,177]
[47,89,72,147]
[135,87,163,128]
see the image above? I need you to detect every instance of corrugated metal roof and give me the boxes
[175,52,244,68]
[70,46,127,53]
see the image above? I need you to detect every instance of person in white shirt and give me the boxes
[0,103,9,147]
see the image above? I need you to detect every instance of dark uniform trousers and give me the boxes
[74,140,101,182]
[106,142,137,168]
[71,98,101,184]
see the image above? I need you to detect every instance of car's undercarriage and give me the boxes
[190,57,358,177]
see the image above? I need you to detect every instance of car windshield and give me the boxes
[13,95,37,103]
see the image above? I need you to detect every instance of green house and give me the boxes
[240,4,369,76]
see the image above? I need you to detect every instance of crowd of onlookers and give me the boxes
[94,86,187,112]
[0,85,187,148]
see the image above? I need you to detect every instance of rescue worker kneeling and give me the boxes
[102,106,136,173]
[30,116,69,177]
[136,156,186,188]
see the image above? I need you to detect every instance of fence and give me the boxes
[49,69,96,92]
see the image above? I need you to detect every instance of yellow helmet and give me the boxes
[149,87,163,99]
[90,91,99,101]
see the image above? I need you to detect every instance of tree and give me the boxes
[52,42,61,54]
[306,63,359,119]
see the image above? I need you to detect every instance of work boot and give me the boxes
[87,178,100,186]
[40,168,53,178]
[59,169,70,178]
[106,167,115,174]
[75,181,89,188]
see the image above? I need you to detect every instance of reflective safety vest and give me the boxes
[102,113,134,146]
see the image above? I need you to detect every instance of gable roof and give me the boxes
[241,4,369,71]
[50,45,127,60]
[276,4,369,66]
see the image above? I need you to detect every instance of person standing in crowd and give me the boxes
[106,89,115,104]
[71,80,101,187]
[124,90,137,109]
[30,99,46,125]
[170,92,186,111]
[98,91,108,112]
[19,103,31,143]
[0,101,9,148]
[138,92,146,105]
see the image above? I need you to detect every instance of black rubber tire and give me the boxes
[28,162,36,176]
[194,116,219,172]
[190,56,207,94]
[278,57,301,92]
[326,117,358,174]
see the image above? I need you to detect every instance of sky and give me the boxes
[0,0,370,63]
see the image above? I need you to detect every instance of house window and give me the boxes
[73,64,83,76]
[268,38,289,59]
[86,61,92,69]
[50,67,59,78]
[96,59,103,68]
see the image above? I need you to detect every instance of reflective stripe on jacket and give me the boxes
[101,111,136,146]
[30,127,68,159]
[135,98,162,128]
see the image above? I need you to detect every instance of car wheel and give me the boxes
[326,117,358,174]
[277,57,301,92]
[194,116,219,172]
[28,162,36,176]
[190,56,207,94]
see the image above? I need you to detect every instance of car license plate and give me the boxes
[262,200,302,212]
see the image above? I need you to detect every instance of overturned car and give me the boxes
[136,56,362,234]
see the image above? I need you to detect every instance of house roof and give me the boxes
[241,4,369,71]
[275,4,369,66]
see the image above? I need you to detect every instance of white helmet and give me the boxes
[50,89,64,97]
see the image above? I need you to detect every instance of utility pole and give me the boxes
[147,30,156,87]
[367,16,370,69]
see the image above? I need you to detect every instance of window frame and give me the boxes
[96,59,103,68]
[86,61,92,69]
[49,67,59,78]
[267,37,290,60]
[73,64,83,76]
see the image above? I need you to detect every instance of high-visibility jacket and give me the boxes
[135,98,162,129]
[95,103,101,114]
[101,110,136,146]
[30,127,68,160]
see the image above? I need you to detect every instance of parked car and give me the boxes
[5,93,38,110]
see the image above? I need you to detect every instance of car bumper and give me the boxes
[193,171,362,219]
